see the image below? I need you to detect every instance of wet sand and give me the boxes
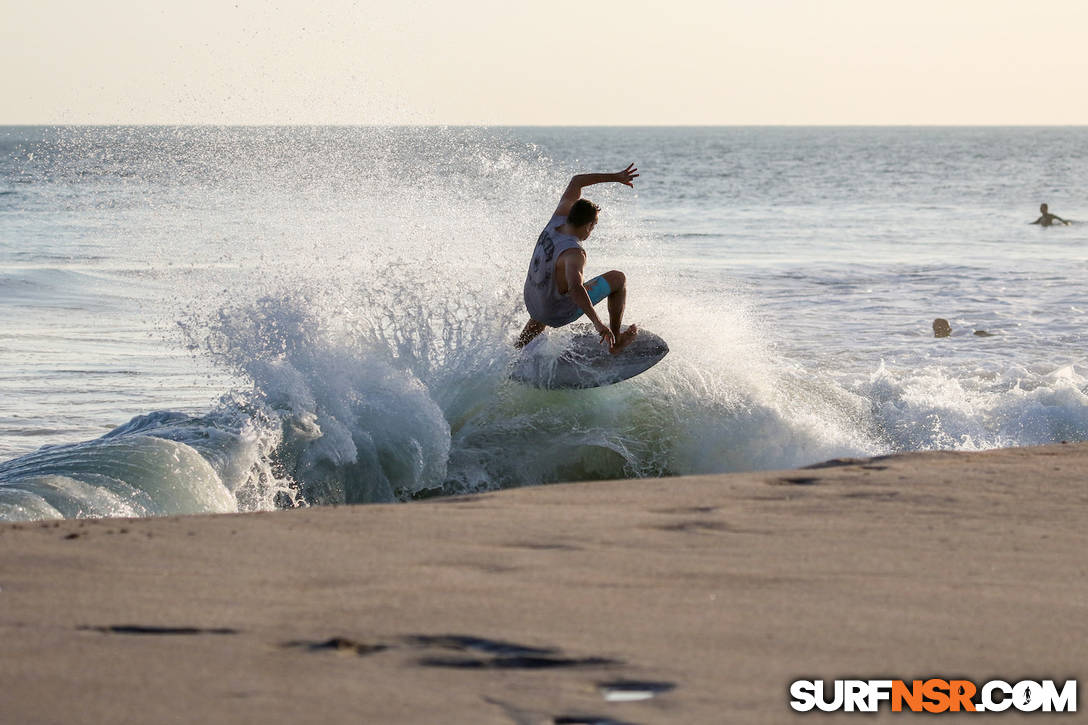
[1,442,1085,723]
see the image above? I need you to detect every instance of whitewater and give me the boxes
[1,125,1086,521]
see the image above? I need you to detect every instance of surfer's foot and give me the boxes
[609,324,639,354]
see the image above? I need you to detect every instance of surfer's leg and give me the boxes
[600,271,626,338]
[600,270,638,353]
[516,319,546,348]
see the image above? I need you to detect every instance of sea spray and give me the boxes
[182,277,884,498]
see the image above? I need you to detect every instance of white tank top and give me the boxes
[523,214,585,325]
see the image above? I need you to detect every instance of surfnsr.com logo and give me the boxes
[790,679,1077,713]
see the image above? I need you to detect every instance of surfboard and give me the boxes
[510,324,669,389]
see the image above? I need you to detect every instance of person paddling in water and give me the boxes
[1030,203,1070,227]
[516,164,640,353]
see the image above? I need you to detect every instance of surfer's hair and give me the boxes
[568,199,600,227]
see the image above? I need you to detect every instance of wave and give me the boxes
[0,268,130,310]
[0,284,867,520]
[858,360,1088,450]
[4,284,1083,522]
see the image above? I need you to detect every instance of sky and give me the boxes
[2,0,1086,125]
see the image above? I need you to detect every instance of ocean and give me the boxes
[1,125,1086,521]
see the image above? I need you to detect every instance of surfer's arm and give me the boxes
[561,252,614,346]
[553,164,639,216]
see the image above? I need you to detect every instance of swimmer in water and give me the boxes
[933,318,995,338]
[1030,203,1070,227]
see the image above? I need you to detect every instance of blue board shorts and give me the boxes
[552,275,612,327]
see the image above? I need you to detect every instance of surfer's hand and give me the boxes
[594,321,616,348]
[613,164,639,187]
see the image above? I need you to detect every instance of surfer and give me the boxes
[516,164,640,353]
[1030,203,1070,227]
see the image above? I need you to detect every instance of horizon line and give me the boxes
[2,123,1088,129]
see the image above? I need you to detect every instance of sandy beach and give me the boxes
[1,442,1085,723]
